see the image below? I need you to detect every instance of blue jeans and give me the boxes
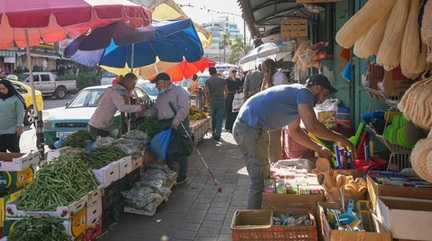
[211,100,225,139]
[232,119,269,209]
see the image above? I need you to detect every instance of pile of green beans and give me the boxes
[18,155,98,211]
[9,217,70,241]
[84,146,127,169]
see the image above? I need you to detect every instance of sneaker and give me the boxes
[176,177,189,185]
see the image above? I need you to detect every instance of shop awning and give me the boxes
[239,41,294,71]
[237,0,313,39]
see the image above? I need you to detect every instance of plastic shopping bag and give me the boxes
[232,92,244,112]
[150,129,173,161]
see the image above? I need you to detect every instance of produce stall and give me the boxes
[0,124,177,241]
[189,108,211,145]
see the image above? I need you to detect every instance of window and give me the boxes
[41,74,50,82]
[68,89,105,108]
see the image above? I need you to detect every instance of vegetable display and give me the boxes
[84,146,127,169]
[189,108,207,121]
[63,130,93,148]
[136,118,165,138]
[18,155,97,211]
[8,217,70,241]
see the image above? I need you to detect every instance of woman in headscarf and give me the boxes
[0,79,25,152]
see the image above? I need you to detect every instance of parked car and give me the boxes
[23,72,77,99]
[8,79,44,126]
[43,84,154,147]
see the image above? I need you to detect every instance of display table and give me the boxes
[190,117,211,145]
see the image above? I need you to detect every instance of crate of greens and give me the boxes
[85,146,127,187]
[6,155,97,219]
[5,217,72,241]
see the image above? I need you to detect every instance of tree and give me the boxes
[228,38,253,64]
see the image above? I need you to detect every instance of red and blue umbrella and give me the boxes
[65,19,204,75]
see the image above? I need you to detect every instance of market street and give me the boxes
[100,132,248,241]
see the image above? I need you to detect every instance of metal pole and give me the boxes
[243,18,246,48]
[25,30,44,157]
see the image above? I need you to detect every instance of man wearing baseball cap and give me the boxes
[232,74,353,209]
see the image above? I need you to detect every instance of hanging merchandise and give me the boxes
[376,0,410,71]
[353,10,389,59]
[401,0,427,79]
[398,77,432,129]
[410,137,432,183]
[421,0,432,62]
[335,0,396,49]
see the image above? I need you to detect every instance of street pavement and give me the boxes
[100,132,248,241]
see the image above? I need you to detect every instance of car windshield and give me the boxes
[68,88,105,108]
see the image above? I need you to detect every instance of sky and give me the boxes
[174,0,250,39]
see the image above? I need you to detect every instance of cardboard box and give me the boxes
[6,194,87,219]
[376,197,432,241]
[318,202,392,241]
[231,209,272,241]
[0,191,22,228]
[367,175,432,211]
[0,152,39,172]
[117,156,133,179]
[92,161,120,188]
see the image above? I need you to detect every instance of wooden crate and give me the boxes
[281,19,308,40]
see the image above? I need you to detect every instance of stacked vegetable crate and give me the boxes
[0,152,40,238]
[3,156,98,241]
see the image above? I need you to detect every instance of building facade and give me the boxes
[202,17,243,63]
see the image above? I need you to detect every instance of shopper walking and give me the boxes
[205,67,226,141]
[233,74,354,209]
[243,65,263,100]
[225,69,242,132]
[0,79,25,153]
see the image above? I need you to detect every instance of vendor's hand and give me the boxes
[317,148,333,160]
[16,127,24,136]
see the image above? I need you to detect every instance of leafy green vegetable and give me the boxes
[84,146,127,169]
[63,130,93,148]
[9,217,71,241]
[136,117,164,138]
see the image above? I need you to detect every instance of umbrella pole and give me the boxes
[127,43,135,133]
[25,30,44,157]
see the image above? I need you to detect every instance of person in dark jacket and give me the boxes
[225,69,242,132]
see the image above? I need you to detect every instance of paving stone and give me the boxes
[99,133,247,241]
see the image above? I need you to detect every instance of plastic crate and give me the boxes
[231,209,318,241]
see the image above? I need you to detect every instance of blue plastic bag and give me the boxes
[150,129,173,161]
[341,61,353,81]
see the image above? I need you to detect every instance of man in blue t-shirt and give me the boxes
[232,74,354,209]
